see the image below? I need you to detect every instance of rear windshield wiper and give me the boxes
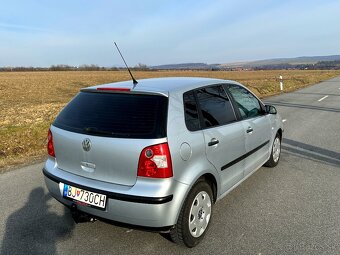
[83,127,131,137]
[83,127,115,136]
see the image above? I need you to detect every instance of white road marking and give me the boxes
[318,95,328,102]
[282,119,287,123]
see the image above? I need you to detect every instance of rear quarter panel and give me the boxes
[166,92,220,193]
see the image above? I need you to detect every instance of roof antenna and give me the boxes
[114,42,138,87]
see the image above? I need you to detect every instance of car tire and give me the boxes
[169,180,213,248]
[264,133,281,167]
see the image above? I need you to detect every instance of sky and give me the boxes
[0,0,339,67]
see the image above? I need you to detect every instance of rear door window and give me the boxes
[196,85,236,128]
[53,92,168,138]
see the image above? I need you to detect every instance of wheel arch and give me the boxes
[172,168,219,225]
[277,128,283,140]
[197,173,218,203]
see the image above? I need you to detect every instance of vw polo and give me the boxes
[43,77,283,247]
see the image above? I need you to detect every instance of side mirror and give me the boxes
[265,105,277,114]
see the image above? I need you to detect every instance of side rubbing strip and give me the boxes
[221,140,270,171]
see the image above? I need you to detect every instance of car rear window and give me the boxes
[183,91,201,131]
[53,92,168,139]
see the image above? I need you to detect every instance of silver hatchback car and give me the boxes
[43,77,283,247]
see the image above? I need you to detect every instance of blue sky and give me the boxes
[1,0,339,67]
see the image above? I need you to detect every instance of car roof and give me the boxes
[87,77,239,96]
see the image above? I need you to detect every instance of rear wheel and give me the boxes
[169,180,213,247]
[265,133,281,167]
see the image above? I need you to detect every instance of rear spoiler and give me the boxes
[80,87,168,97]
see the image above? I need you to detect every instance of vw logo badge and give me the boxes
[82,138,91,152]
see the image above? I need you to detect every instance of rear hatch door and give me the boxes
[52,91,168,187]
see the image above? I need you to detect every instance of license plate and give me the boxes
[62,183,107,209]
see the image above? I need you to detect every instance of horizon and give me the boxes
[1,54,340,68]
[1,0,340,67]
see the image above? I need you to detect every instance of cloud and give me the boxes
[0,22,48,33]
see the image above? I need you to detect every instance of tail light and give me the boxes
[47,129,55,157]
[137,143,173,178]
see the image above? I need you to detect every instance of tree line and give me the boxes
[0,63,150,72]
[253,60,340,70]
[1,60,340,72]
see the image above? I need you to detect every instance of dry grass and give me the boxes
[1,70,340,171]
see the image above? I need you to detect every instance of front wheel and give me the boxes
[169,181,213,247]
[264,133,281,167]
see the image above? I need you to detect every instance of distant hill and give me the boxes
[221,55,340,68]
[150,55,340,70]
[150,63,220,70]
[2,55,339,72]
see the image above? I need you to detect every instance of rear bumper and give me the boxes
[43,168,173,204]
[43,161,189,229]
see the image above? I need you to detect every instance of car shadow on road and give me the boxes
[1,187,75,255]
[282,138,340,168]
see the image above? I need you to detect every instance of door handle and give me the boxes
[246,127,253,133]
[208,138,219,146]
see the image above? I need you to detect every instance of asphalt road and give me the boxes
[1,77,340,255]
